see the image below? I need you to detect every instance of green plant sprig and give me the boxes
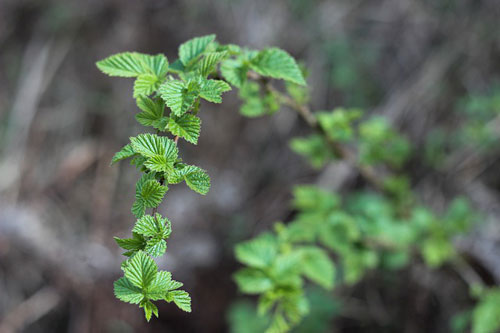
[97,34,309,321]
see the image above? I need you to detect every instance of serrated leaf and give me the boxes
[124,251,157,289]
[114,233,146,252]
[159,80,199,116]
[250,48,305,85]
[132,199,146,219]
[199,79,231,103]
[96,52,168,78]
[114,277,144,304]
[168,114,201,144]
[138,180,168,208]
[299,247,335,289]
[111,144,136,165]
[145,238,166,257]
[235,234,278,269]
[135,97,166,128]
[166,279,184,291]
[182,165,211,195]
[130,134,178,173]
[96,52,147,77]
[133,74,161,98]
[234,268,273,294]
[167,290,192,312]
[197,51,227,77]
[142,54,169,77]
[141,300,158,322]
[133,213,171,238]
[148,271,172,300]
[130,133,167,157]
[179,34,216,65]
[220,59,248,88]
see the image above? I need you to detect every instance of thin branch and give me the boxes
[249,72,385,192]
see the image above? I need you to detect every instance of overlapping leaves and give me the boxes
[114,251,191,321]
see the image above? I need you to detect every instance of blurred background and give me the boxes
[1,0,500,332]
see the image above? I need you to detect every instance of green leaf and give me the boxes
[166,290,192,312]
[147,271,172,300]
[142,54,169,77]
[96,52,148,77]
[250,48,305,85]
[96,52,168,78]
[197,51,227,77]
[111,144,136,165]
[141,300,159,322]
[266,313,290,333]
[114,277,144,304]
[235,234,278,269]
[317,108,362,142]
[238,81,279,118]
[145,239,167,257]
[135,97,166,128]
[472,288,500,333]
[114,233,146,253]
[131,133,167,158]
[159,80,199,116]
[137,179,168,208]
[220,59,248,88]
[199,79,232,103]
[133,74,161,98]
[179,34,216,65]
[289,134,336,168]
[182,165,211,194]
[167,114,201,144]
[299,247,335,289]
[132,200,146,219]
[124,251,158,289]
[166,279,184,291]
[234,268,273,294]
[130,134,178,173]
[133,213,170,237]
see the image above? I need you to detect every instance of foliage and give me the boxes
[98,35,487,332]
[97,35,306,321]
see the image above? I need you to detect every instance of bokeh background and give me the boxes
[1,0,500,332]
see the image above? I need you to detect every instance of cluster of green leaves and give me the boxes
[290,107,362,168]
[224,44,482,332]
[233,185,475,332]
[97,35,485,332]
[97,34,307,321]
